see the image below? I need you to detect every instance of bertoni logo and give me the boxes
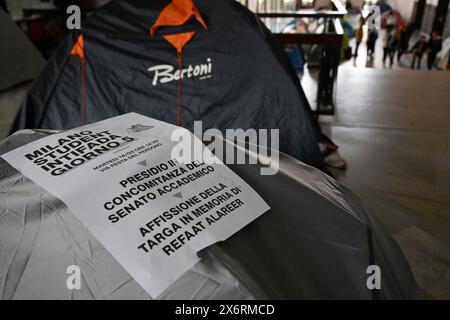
[147,58,212,86]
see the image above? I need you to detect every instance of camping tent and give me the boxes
[0,8,45,90]
[0,129,420,299]
[10,0,329,173]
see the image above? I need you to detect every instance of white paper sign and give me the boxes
[2,113,270,298]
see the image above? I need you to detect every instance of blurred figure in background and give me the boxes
[427,31,443,70]
[354,17,365,57]
[367,29,378,60]
[383,27,394,67]
[398,20,416,62]
[397,25,408,61]
[386,10,397,29]
[285,44,306,75]
[410,35,427,70]
[387,27,400,68]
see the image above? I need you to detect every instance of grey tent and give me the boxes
[0,8,45,90]
[0,129,420,299]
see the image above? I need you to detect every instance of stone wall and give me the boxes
[386,0,416,21]
[416,0,450,37]
[422,3,437,33]
[444,9,450,38]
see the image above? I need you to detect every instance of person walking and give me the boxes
[387,28,400,68]
[383,27,394,67]
[397,25,409,61]
[367,29,378,60]
[410,35,427,70]
[354,17,365,57]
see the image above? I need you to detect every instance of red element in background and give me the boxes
[150,0,207,36]
[150,0,208,126]
[163,32,196,126]
[70,34,87,125]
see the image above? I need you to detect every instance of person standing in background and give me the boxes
[386,10,397,29]
[397,25,408,61]
[387,27,400,68]
[367,29,378,60]
[427,31,443,70]
[398,20,416,62]
[383,27,394,67]
[410,35,427,69]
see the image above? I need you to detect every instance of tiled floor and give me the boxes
[343,31,433,71]
[0,51,449,299]
[320,66,450,299]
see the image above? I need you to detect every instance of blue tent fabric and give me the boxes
[286,45,305,74]
[9,0,328,173]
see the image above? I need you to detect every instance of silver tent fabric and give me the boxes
[0,130,420,299]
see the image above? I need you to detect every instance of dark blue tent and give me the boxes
[10,0,329,172]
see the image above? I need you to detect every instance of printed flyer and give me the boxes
[1,113,270,298]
